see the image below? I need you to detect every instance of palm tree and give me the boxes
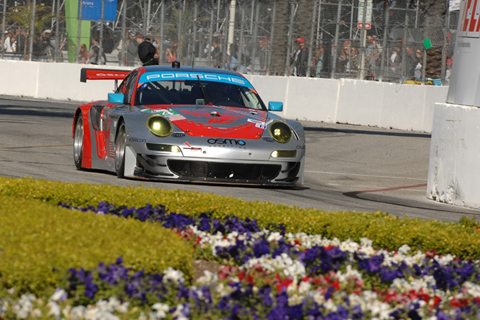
[423,0,447,79]
[7,3,55,34]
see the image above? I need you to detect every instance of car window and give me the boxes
[135,80,266,110]
[115,71,138,105]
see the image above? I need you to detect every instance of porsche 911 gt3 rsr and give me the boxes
[73,63,305,186]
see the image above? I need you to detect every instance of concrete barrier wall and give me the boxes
[1,60,449,133]
[427,103,480,209]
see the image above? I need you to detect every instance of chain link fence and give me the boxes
[0,0,458,84]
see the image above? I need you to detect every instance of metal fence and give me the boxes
[0,0,458,84]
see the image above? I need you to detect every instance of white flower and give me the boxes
[171,304,188,320]
[149,303,169,320]
[323,299,338,312]
[71,305,87,319]
[369,300,392,319]
[339,239,360,253]
[50,288,67,302]
[215,283,233,297]
[47,301,61,318]
[288,293,303,306]
[31,308,42,318]
[398,244,411,255]
[196,270,218,285]
[163,267,185,284]
[267,232,283,243]
[298,280,311,294]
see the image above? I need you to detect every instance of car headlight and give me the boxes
[269,121,292,143]
[147,115,173,137]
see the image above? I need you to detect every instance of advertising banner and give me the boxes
[79,0,118,22]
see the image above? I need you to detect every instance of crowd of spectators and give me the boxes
[1,26,65,61]
[0,24,452,83]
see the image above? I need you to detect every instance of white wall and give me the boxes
[1,60,449,133]
[427,103,480,209]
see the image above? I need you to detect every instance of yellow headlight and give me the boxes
[147,115,173,137]
[269,121,292,143]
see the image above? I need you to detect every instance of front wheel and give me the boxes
[73,113,84,169]
[115,122,126,178]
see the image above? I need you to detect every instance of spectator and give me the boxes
[138,36,159,65]
[165,41,177,63]
[348,46,360,73]
[88,38,106,65]
[41,29,54,61]
[405,46,419,80]
[153,36,163,63]
[78,44,89,64]
[16,28,27,57]
[111,35,124,63]
[389,46,402,72]
[3,30,14,53]
[414,48,423,79]
[291,37,309,76]
[126,31,141,66]
[225,44,238,71]
[209,37,222,68]
[336,43,350,73]
[258,39,267,72]
[315,44,325,77]
[366,35,382,79]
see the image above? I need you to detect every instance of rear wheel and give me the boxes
[73,113,84,169]
[115,122,126,178]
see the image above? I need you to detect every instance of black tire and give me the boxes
[115,122,126,178]
[73,113,84,169]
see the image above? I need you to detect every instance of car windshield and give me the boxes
[135,80,266,110]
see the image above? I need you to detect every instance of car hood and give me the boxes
[145,105,273,139]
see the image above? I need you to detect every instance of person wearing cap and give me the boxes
[138,36,158,66]
[291,37,309,77]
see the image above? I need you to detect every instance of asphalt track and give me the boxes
[1,95,479,223]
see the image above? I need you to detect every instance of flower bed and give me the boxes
[2,202,480,319]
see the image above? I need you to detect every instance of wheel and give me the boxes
[115,122,126,178]
[73,113,84,169]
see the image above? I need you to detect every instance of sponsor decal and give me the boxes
[263,137,275,143]
[140,72,251,88]
[296,144,306,149]
[183,141,202,151]
[129,137,146,142]
[96,73,126,78]
[172,133,186,138]
[248,119,267,129]
[207,138,246,146]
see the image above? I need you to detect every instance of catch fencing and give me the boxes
[0,0,459,84]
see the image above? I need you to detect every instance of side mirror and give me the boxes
[108,93,124,104]
[268,101,283,112]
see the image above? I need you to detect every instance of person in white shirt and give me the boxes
[3,30,14,53]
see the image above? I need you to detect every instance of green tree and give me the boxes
[7,3,56,34]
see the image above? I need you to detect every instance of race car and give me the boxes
[73,63,305,187]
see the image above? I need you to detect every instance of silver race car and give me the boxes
[73,64,305,187]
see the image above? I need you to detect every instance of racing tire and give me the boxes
[73,113,84,169]
[115,122,126,178]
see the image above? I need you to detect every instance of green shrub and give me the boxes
[0,195,193,297]
[1,177,480,260]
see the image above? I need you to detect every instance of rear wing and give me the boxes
[80,68,130,83]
